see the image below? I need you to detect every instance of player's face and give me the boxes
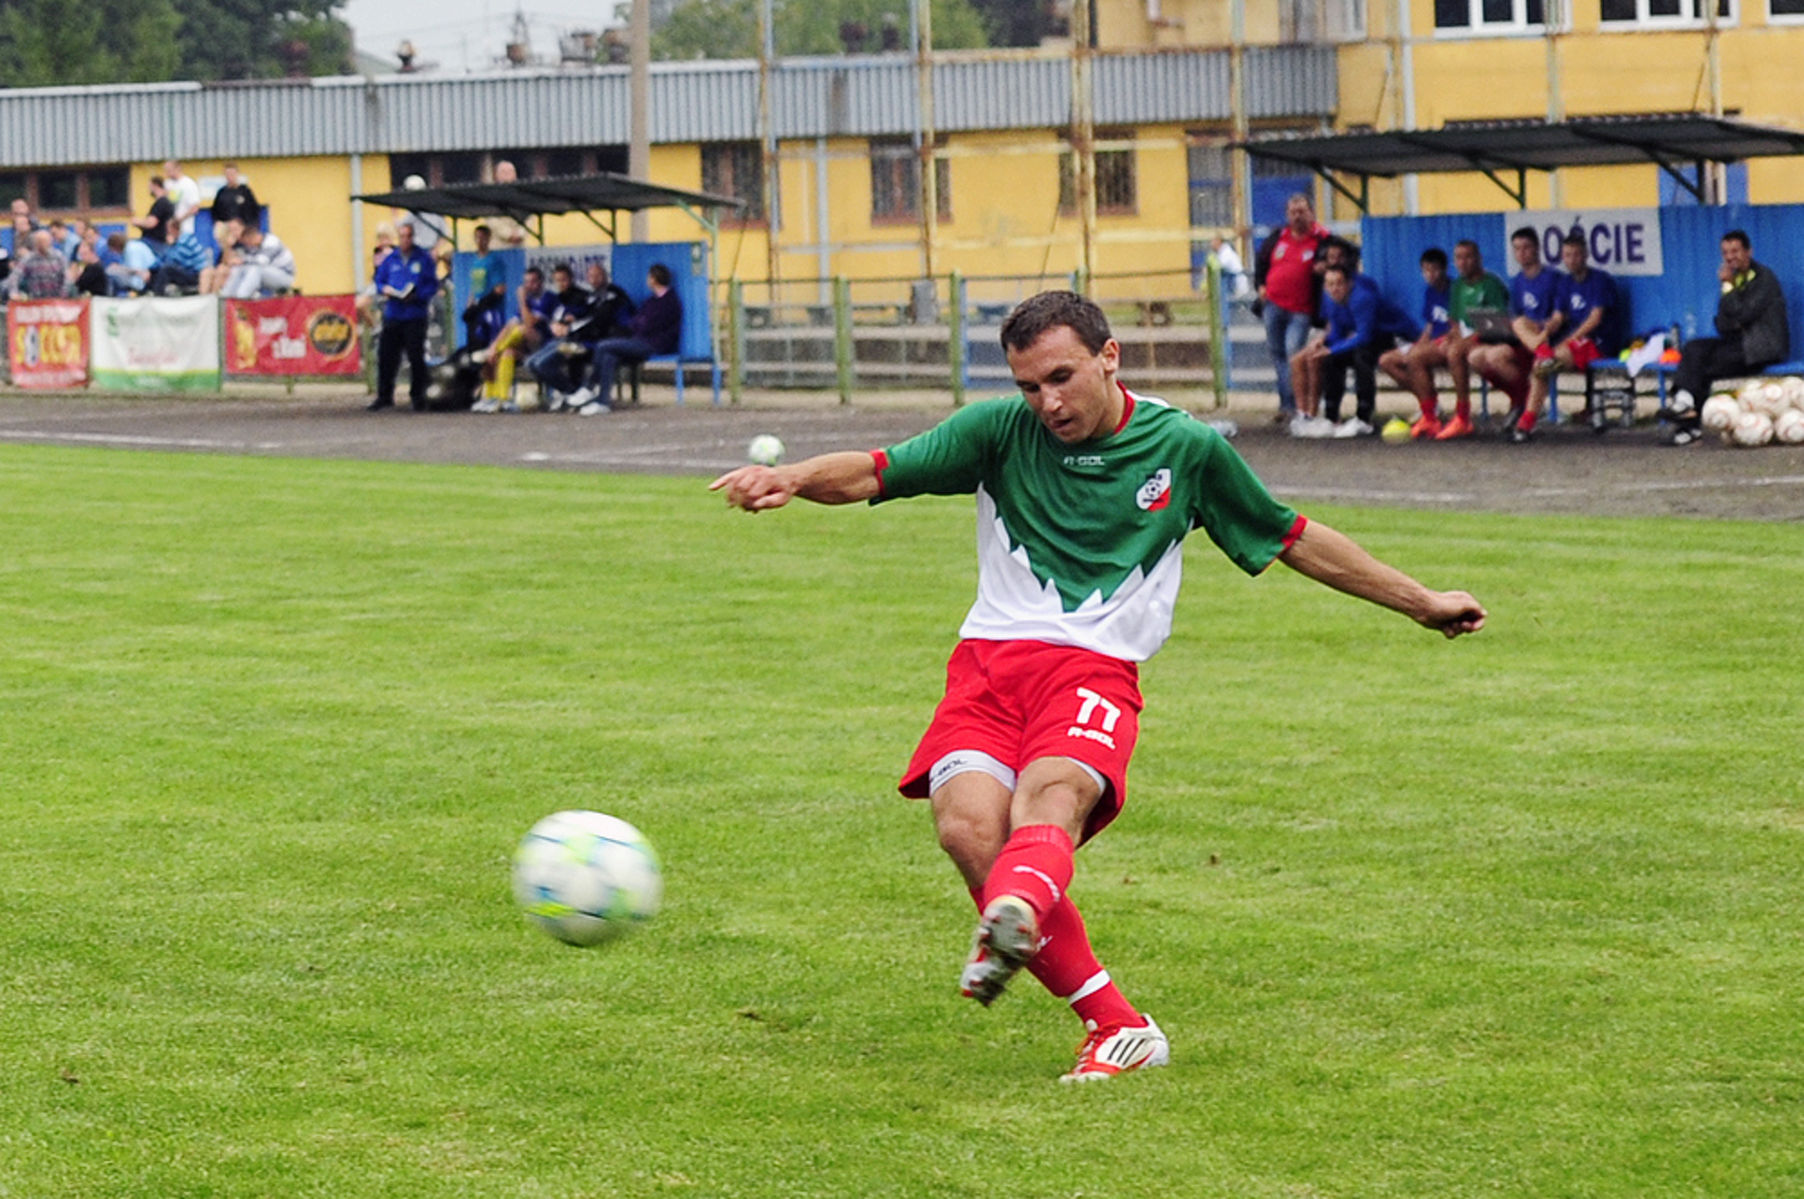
[1325,271,1353,304]
[1512,236,1539,271]
[1286,198,1313,234]
[1421,260,1446,288]
[1008,325,1123,444]
[1721,238,1751,274]
[1454,243,1479,278]
[1561,240,1586,275]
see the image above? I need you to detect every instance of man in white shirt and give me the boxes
[163,160,203,236]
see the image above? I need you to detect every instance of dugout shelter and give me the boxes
[353,173,742,404]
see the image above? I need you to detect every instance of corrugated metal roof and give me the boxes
[0,47,1335,167]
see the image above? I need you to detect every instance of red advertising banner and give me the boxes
[7,298,90,389]
[224,296,361,376]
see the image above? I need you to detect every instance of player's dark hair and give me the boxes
[647,262,672,287]
[1723,229,1751,249]
[1455,238,1480,254]
[474,223,491,235]
[1561,230,1586,251]
[1000,290,1113,355]
[552,261,573,278]
[1420,247,1448,269]
[1323,263,1352,281]
[1509,225,1537,245]
[525,265,544,280]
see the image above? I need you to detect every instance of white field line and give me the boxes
[0,429,284,451]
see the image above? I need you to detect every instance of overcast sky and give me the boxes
[341,1,615,75]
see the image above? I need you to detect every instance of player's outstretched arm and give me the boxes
[709,450,881,512]
[1278,519,1486,639]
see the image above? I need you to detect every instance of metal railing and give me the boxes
[718,265,1228,409]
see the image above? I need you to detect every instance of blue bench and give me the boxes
[616,353,722,406]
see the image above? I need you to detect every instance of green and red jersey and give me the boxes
[872,386,1304,662]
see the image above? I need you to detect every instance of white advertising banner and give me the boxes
[1507,208,1664,277]
[91,296,222,392]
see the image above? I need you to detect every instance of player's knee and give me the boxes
[935,810,1001,877]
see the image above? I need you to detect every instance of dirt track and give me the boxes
[4,387,1804,522]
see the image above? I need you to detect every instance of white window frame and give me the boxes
[1764,0,1803,22]
[1432,0,1551,37]
[1327,0,1368,40]
[1598,0,1737,29]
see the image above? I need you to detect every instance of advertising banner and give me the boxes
[224,296,361,376]
[1506,208,1664,277]
[7,298,90,389]
[91,296,221,392]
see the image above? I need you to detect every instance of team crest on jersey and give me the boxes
[1135,468,1173,512]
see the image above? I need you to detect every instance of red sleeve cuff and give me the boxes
[870,448,890,498]
[1281,513,1308,551]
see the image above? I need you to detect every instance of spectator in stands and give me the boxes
[471,265,554,410]
[370,220,440,410]
[395,175,446,252]
[523,262,596,407]
[7,229,70,299]
[221,225,296,299]
[106,232,154,295]
[576,261,634,341]
[1662,229,1790,446]
[198,221,243,294]
[355,225,397,327]
[9,197,38,232]
[163,160,202,236]
[1378,247,1451,438]
[133,176,176,258]
[211,163,261,230]
[1253,194,1332,425]
[1209,235,1248,298]
[149,223,211,294]
[1289,262,1417,439]
[69,239,111,296]
[48,219,79,260]
[488,161,530,248]
[1512,232,1618,443]
[1469,225,1560,439]
[569,262,684,416]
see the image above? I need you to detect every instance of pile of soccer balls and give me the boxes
[1699,378,1804,447]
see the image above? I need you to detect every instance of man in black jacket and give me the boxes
[1664,230,1790,446]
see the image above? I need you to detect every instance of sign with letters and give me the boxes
[1507,208,1664,277]
[224,296,361,376]
[7,298,90,389]
[90,296,221,392]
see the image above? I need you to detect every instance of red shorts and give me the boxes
[899,639,1144,843]
[1534,337,1602,371]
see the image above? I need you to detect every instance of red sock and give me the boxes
[1417,395,1438,420]
[1519,408,1538,431]
[966,886,1140,1030]
[1454,396,1471,420]
[981,824,1073,922]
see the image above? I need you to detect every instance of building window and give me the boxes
[1774,0,1804,16]
[869,138,952,223]
[1433,0,1545,31]
[0,167,132,213]
[1601,0,1731,21]
[1060,131,1137,216]
[1187,142,1233,229]
[701,142,765,224]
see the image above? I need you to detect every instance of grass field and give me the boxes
[2,443,1801,1198]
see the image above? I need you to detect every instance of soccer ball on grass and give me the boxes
[513,810,663,946]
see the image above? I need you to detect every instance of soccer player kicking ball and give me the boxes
[711,292,1486,1082]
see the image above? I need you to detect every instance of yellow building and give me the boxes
[1096,0,1804,219]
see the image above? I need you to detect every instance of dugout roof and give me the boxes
[353,172,744,242]
[1240,114,1804,210]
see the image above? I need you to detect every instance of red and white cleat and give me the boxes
[1061,1016,1171,1083]
[958,895,1039,1007]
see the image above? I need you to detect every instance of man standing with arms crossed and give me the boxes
[1252,193,1332,427]
[711,291,1486,1083]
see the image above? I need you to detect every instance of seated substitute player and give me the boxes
[1516,231,1618,443]
[1469,225,1560,439]
[1426,239,1509,441]
[709,291,1486,1083]
[1378,247,1451,439]
[1289,262,1418,439]
[1662,229,1790,446]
